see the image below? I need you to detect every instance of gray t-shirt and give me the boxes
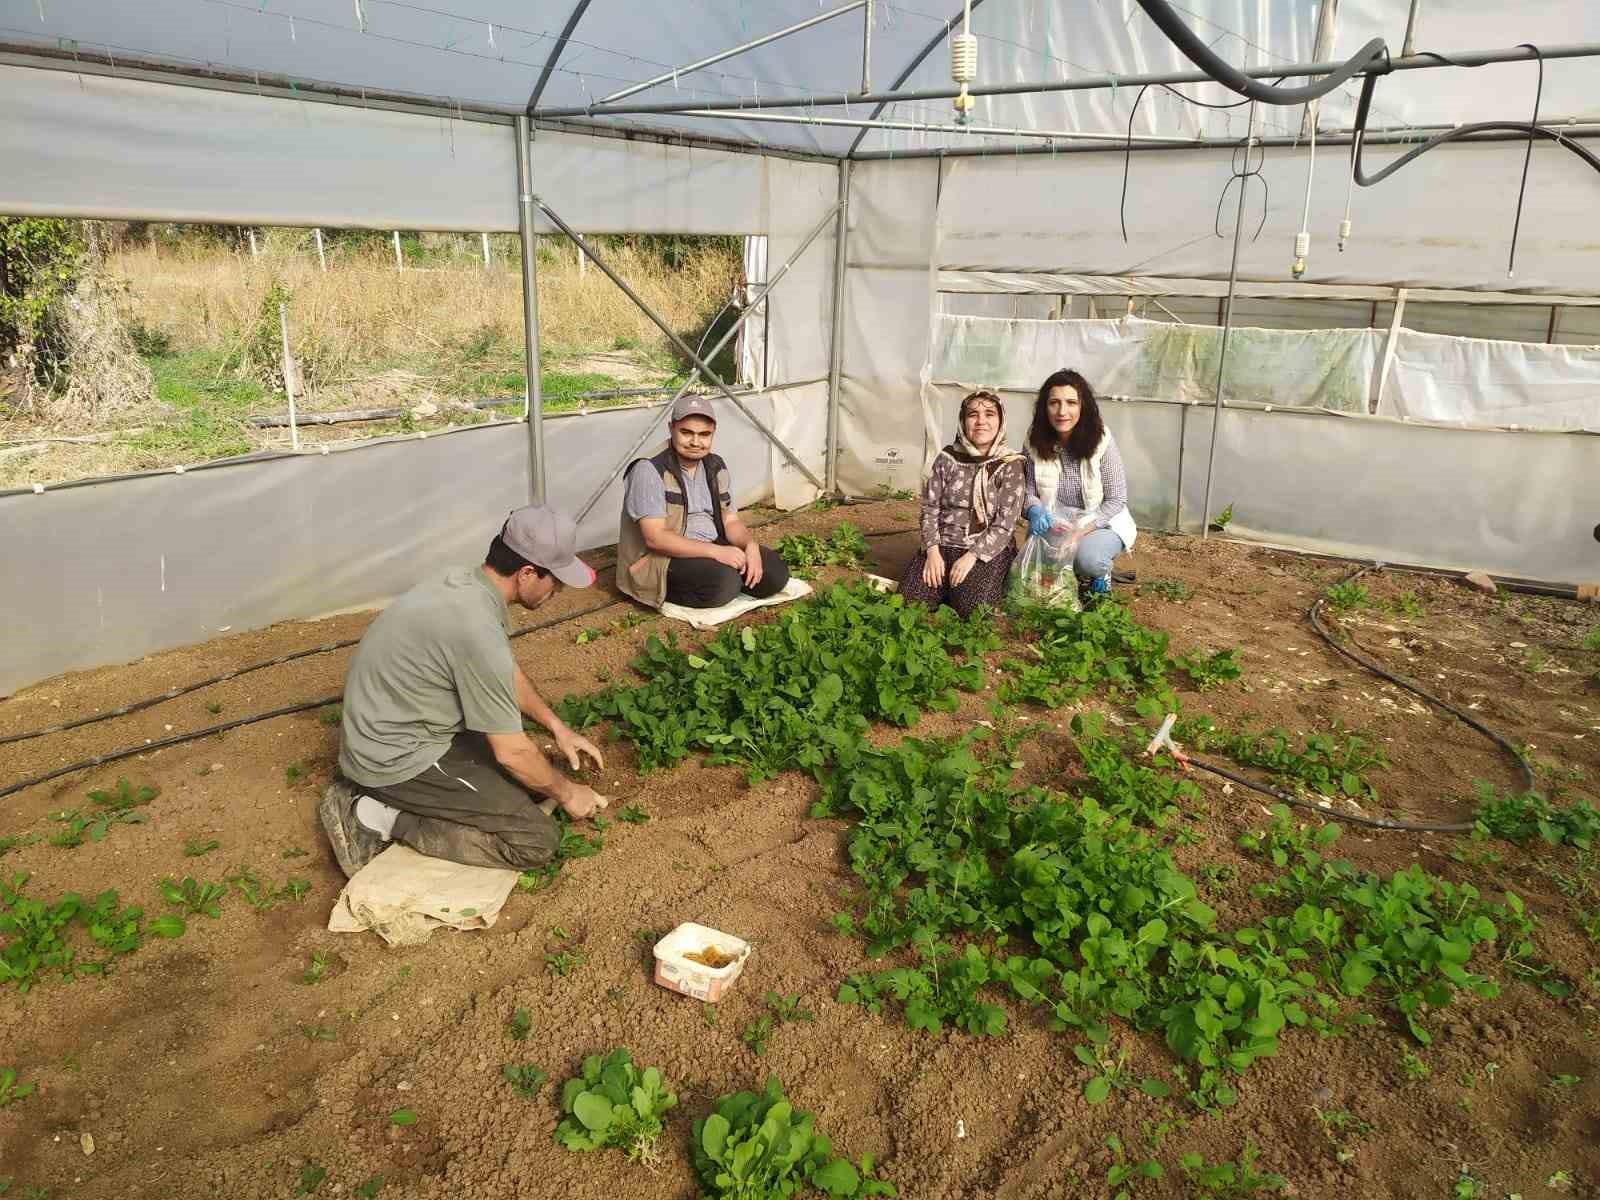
[623,458,728,543]
[338,566,523,787]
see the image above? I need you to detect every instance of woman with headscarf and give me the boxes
[1022,368,1137,595]
[898,389,1027,619]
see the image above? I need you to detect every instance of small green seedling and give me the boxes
[554,1048,676,1164]
[292,1164,327,1196]
[1547,1073,1581,1093]
[1178,1141,1286,1198]
[1105,1133,1163,1200]
[317,704,343,726]
[281,847,309,859]
[742,991,815,1056]
[1325,581,1373,611]
[302,951,331,985]
[508,1008,532,1041]
[1209,503,1234,531]
[1399,1050,1430,1081]
[285,764,307,787]
[501,1064,547,1099]
[157,876,226,918]
[353,1178,384,1199]
[1451,1169,1486,1199]
[49,779,157,847]
[545,950,586,976]
[1139,578,1192,603]
[0,1068,37,1107]
[181,838,220,858]
[617,804,649,825]
[389,1108,417,1126]
[300,1025,336,1042]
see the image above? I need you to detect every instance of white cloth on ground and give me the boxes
[657,576,812,629]
[327,843,520,946]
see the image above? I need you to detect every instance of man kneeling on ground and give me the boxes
[617,395,789,609]
[320,505,609,878]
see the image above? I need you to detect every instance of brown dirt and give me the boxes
[2,500,1599,1200]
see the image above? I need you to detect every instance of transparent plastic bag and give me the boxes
[1008,509,1094,610]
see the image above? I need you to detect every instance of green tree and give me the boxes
[0,217,84,380]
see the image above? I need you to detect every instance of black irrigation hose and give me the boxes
[0,522,925,799]
[1134,0,1391,106]
[1187,562,1539,835]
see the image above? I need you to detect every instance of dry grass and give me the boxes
[106,231,742,378]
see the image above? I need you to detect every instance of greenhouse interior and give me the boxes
[2,1,1599,1198]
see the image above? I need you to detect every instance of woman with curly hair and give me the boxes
[1021,368,1137,594]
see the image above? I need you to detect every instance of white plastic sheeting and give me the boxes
[0,65,839,235]
[931,314,1379,413]
[1383,331,1600,432]
[0,392,790,694]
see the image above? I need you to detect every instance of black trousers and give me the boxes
[360,733,559,871]
[665,544,790,608]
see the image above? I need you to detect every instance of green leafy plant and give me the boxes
[554,1048,676,1164]
[1209,503,1234,532]
[691,1075,895,1199]
[0,835,37,859]
[1399,1050,1430,1081]
[1584,626,1600,652]
[1314,1107,1372,1163]
[0,1067,37,1107]
[1181,720,1388,804]
[1393,590,1426,619]
[1472,783,1600,850]
[302,950,331,985]
[317,703,343,726]
[1177,1141,1286,1198]
[617,804,650,825]
[48,779,157,848]
[285,764,308,787]
[1175,648,1242,691]
[545,949,587,976]
[1324,581,1373,611]
[225,866,309,910]
[182,838,220,858]
[300,1025,337,1042]
[353,1179,384,1199]
[501,1063,548,1099]
[292,1164,327,1196]
[1451,1169,1486,1199]
[1139,578,1192,602]
[508,1008,532,1041]
[776,522,870,579]
[742,991,815,1056]
[389,1108,417,1126]
[1104,1133,1163,1200]
[157,876,226,918]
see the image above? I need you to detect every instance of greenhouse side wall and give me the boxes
[0,390,814,695]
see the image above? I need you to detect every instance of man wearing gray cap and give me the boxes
[616,395,789,609]
[319,504,609,877]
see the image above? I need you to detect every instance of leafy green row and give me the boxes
[0,871,186,991]
[775,523,869,580]
[557,583,997,781]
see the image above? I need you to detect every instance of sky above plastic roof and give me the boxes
[2,0,1596,157]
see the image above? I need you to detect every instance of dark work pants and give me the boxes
[665,544,790,608]
[360,733,559,870]
[898,541,1017,620]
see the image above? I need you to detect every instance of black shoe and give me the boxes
[1113,569,1137,585]
[319,781,384,879]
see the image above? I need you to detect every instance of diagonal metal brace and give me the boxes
[573,200,841,522]
[538,197,833,502]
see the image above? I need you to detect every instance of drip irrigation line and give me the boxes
[0,524,925,796]
[1305,564,1535,796]
[1188,561,1537,836]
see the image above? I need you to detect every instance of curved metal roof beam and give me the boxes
[846,0,991,158]
[527,0,597,113]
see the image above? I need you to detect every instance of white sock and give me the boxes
[353,795,399,839]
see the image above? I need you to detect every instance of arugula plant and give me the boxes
[48,779,157,848]
[691,1076,895,1199]
[775,522,870,579]
[157,877,226,918]
[1177,1142,1286,1198]
[501,1064,548,1099]
[0,1067,36,1106]
[554,1049,676,1165]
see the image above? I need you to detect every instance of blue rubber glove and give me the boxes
[1024,505,1052,537]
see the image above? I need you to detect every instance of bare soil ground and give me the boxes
[2,499,1598,1200]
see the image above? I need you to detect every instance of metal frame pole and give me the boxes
[538,42,1600,118]
[861,0,873,93]
[673,108,1197,144]
[593,1,867,106]
[1199,102,1255,541]
[1402,0,1423,57]
[572,201,843,522]
[514,115,547,504]
[825,161,852,493]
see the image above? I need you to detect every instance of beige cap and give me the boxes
[501,505,596,588]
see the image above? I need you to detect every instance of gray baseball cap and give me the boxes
[501,505,596,588]
[670,395,717,425]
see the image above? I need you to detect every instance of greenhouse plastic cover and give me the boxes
[3,0,1598,156]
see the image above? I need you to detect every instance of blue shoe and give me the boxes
[1087,574,1112,596]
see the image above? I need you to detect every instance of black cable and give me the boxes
[1133,0,1391,106]
[1213,129,1269,243]
[1349,67,1600,191]
[1508,45,1543,277]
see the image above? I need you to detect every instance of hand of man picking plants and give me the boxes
[552,723,605,772]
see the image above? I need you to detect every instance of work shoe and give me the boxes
[319,780,384,879]
[1087,574,1113,596]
